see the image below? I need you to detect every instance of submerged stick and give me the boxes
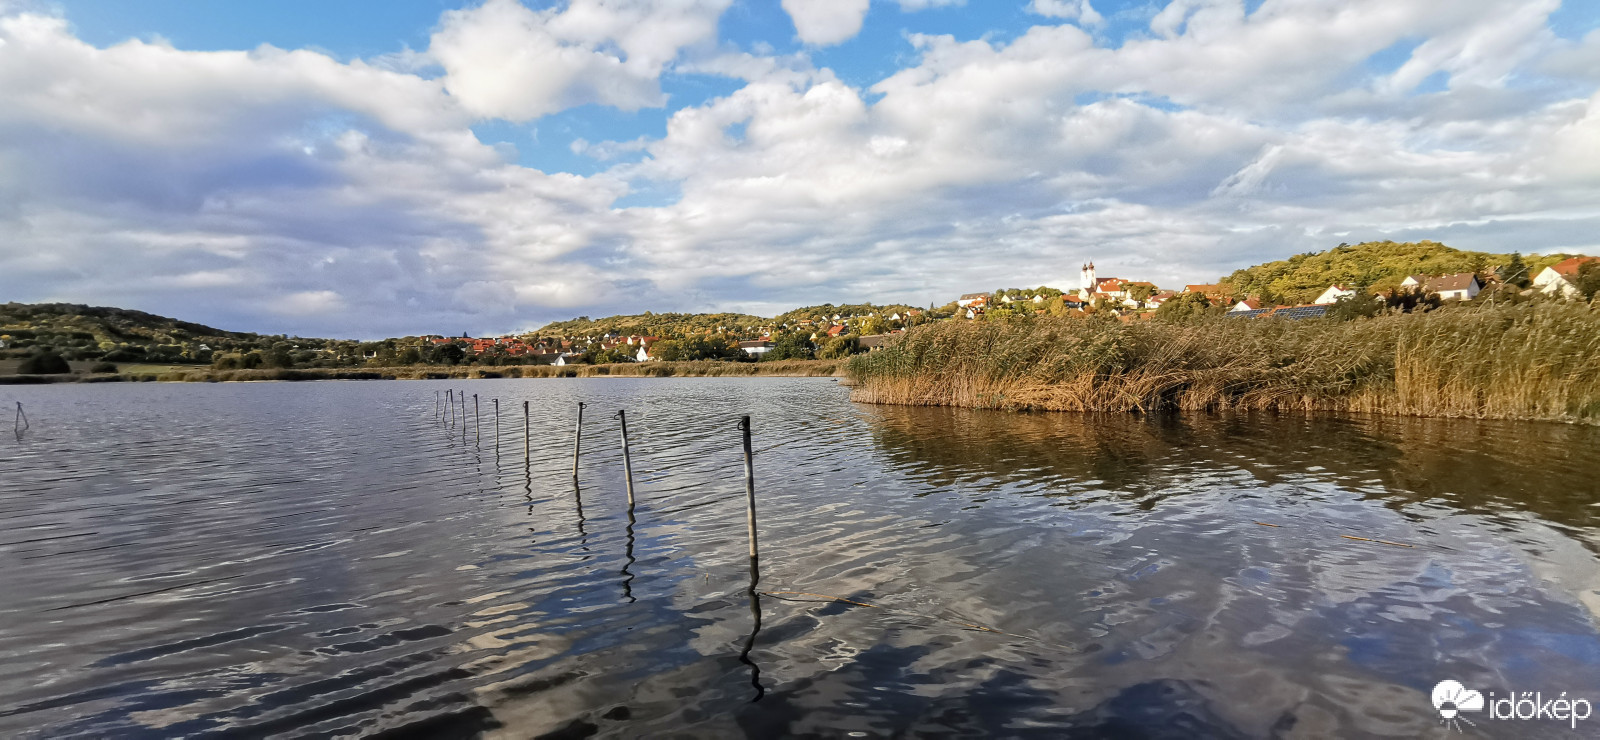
[617,409,635,507]
[571,402,585,480]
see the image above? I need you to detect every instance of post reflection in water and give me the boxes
[4,378,1600,739]
[620,499,638,603]
[572,476,589,554]
[739,555,765,702]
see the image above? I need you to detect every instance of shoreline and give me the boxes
[0,359,846,385]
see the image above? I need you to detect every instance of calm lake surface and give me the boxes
[3,378,1599,738]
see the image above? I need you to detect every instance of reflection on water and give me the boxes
[2,379,1598,738]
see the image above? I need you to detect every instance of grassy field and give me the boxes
[846,302,1600,424]
[1,359,846,384]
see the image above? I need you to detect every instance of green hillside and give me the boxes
[534,311,766,339]
[1221,241,1573,304]
[0,302,349,366]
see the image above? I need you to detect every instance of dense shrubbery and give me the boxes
[18,350,71,374]
[848,302,1600,423]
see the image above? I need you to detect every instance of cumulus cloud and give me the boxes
[0,0,1597,337]
[430,0,730,120]
[1028,0,1103,26]
[781,0,872,46]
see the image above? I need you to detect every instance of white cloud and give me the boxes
[430,0,730,121]
[1028,0,1103,26]
[899,0,964,9]
[275,290,347,316]
[1,0,1598,337]
[781,0,871,46]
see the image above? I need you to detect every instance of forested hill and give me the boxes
[1,302,255,345]
[537,303,926,338]
[1221,241,1574,304]
[535,311,767,338]
[0,302,350,366]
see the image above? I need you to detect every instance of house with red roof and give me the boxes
[1533,256,1599,299]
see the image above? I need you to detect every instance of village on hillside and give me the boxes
[6,245,1595,373]
[398,252,1600,368]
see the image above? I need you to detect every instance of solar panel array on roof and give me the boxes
[1228,309,1270,319]
[1275,305,1330,320]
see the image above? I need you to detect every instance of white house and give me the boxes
[1533,257,1598,298]
[738,340,774,357]
[1313,285,1356,305]
[1401,273,1482,300]
[957,292,990,307]
[1229,297,1263,313]
[1427,273,1481,301]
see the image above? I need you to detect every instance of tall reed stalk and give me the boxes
[847,302,1600,423]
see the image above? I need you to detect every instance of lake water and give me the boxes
[3,378,1599,738]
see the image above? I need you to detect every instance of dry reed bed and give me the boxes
[846,302,1600,423]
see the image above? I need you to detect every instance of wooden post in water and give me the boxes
[740,415,759,570]
[14,402,28,433]
[494,399,500,452]
[617,409,635,507]
[473,394,480,445]
[436,390,441,418]
[736,415,763,701]
[523,400,530,465]
[571,402,585,480]
[447,389,455,425]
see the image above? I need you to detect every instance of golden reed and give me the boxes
[847,302,1600,423]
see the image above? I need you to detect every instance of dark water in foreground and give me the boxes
[3,378,1599,738]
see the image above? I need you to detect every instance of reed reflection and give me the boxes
[864,405,1600,542]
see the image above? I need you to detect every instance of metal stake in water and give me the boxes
[617,409,635,507]
[572,402,585,480]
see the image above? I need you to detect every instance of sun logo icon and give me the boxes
[1432,680,1485,733]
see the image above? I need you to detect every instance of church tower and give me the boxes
[1079,262,1096,300]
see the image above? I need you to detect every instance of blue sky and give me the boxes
[1,0,1597,337]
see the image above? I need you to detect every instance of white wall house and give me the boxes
[1402,273,1482,300]
[1426,273,1481,301]
[1313,285,1356,305]
[1533,257,1597,298]
[957,293,989,307]
[1229,298,1262,313]
[738,341,774,357]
